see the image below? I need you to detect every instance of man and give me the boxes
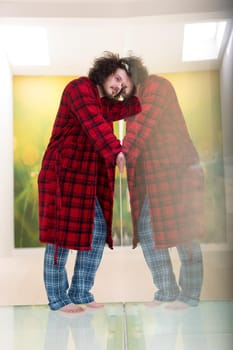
[38,52,141,313]
[122,56,205,308]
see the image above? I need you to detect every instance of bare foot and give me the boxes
[59,303,85,313]
[165,300,189,310]
[86,301,105,309]
[144,300,163,307]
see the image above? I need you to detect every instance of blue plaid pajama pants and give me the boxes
[138,197,203,306]
[44,198,107,310]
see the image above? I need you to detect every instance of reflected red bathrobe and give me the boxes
[123,75,205,248]
[38,77,141,250]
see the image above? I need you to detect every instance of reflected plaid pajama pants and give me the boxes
[138,197,203,306]
[44,199,107,310]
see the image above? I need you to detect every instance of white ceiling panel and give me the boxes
[0,1,232,75]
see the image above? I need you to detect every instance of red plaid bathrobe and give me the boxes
[123,75,205,248]
[38,77,141,251]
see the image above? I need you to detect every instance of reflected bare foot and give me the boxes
[144,300,163,307]
[59,303,85,313]
[86,301,105,309]
[165,300,189,310]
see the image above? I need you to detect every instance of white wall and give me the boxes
[220,27,233,246]
[1,245,233,306]
[0,46,14,257]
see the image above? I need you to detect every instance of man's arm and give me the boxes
[101,96,141,122]
[66,78,123,167]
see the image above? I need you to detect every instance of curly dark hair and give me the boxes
[119,54,149,86]
[88,51,133,85]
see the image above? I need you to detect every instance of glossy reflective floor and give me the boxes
[0,301,232,350]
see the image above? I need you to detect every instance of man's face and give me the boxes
[101,68,134,99]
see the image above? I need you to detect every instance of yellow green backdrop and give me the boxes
[13,71,226,247]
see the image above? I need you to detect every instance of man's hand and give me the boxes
[116,152,126,173]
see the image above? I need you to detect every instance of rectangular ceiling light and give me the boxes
[0,26,50,66]
[182,21,227,61]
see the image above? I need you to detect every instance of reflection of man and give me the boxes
[38,52,141,313]
[122,56,205,308]
[126,302,207,349]
[44,310,102,350]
